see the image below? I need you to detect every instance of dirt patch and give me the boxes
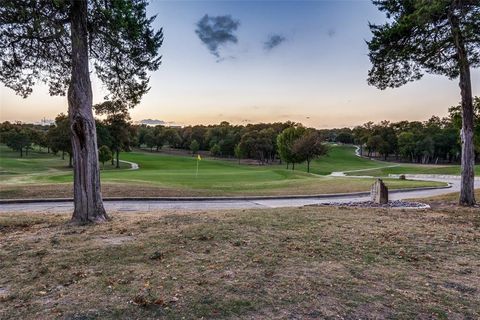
[0,206,479,319]
[96,235,135,246]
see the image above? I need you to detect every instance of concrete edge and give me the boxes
[0,184,452,204]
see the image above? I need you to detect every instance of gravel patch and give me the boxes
[310,200,430,209]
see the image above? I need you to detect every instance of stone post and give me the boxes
[371,179,388,204]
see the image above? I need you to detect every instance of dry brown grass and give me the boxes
[0,206,479,319]
[0,179,446,200]
[0,183,202,199]
[412,189,480,208]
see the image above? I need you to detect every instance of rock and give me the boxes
[0,288,9,302]
[370,179,388,204]
[149,251,164,260]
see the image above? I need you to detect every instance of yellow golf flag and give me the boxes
[197,154,201,161]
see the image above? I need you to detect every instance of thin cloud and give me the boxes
[138,119,166,126]
[263,34,286,51]
[195,14,240,61]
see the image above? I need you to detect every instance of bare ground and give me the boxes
[0,205,479,319]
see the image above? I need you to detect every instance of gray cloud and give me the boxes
[138,119,166,126]
[327,28,336,37]
[263,34,286,51]
[195,14,240,60]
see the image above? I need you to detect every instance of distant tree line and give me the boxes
[0,101,136,169]
[135,120,328,170]
[322,97,480,164]
[2,97,478,167]
[0,117,328,171]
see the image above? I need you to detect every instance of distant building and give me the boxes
[33,118,55,126]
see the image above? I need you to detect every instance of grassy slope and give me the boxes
[289,145,389,175]
[0,145,128,184]
[347,163,480,176]
[0,145,444,198]
[292,145,479,176]
[1,206,478,319]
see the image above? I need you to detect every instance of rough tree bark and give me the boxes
[450,5,476,206]
[68,0,108,223]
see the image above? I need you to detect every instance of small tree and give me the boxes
[47,114,72,167]
[5,129,31,157]
[210,143,221,157]
[292,131,329,173]
[190,139,200,155]
[234,144,244,164]
[94,101,132,168]
[144,131,156,151]
[162,128,182,148]
[153,126,165,151]
[277,126,306,170]
[98,145,112,169]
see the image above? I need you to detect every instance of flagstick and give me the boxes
[196,157,199,178]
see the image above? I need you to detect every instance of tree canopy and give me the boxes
[0,0,163,105]
[367,0,479,89]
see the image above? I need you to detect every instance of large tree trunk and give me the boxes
[68,0,108,223]
[450,7,476,206]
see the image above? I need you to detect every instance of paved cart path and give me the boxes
[1,175,477,213]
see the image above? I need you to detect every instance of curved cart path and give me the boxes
[118,160,139,170]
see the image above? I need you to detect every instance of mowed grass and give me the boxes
[0,206,479,319]
[289,145,389,175]
[294,145,479,176]
[346,163,480,177]
[0,144,446,198]
[0,145,128,184]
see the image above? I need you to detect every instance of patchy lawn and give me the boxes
[0,178,446,200]
[410,189,480,209]
[0,206,479,319]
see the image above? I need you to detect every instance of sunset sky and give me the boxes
[1,0,479,128]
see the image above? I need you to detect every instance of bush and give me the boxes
[98,145,112,168]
